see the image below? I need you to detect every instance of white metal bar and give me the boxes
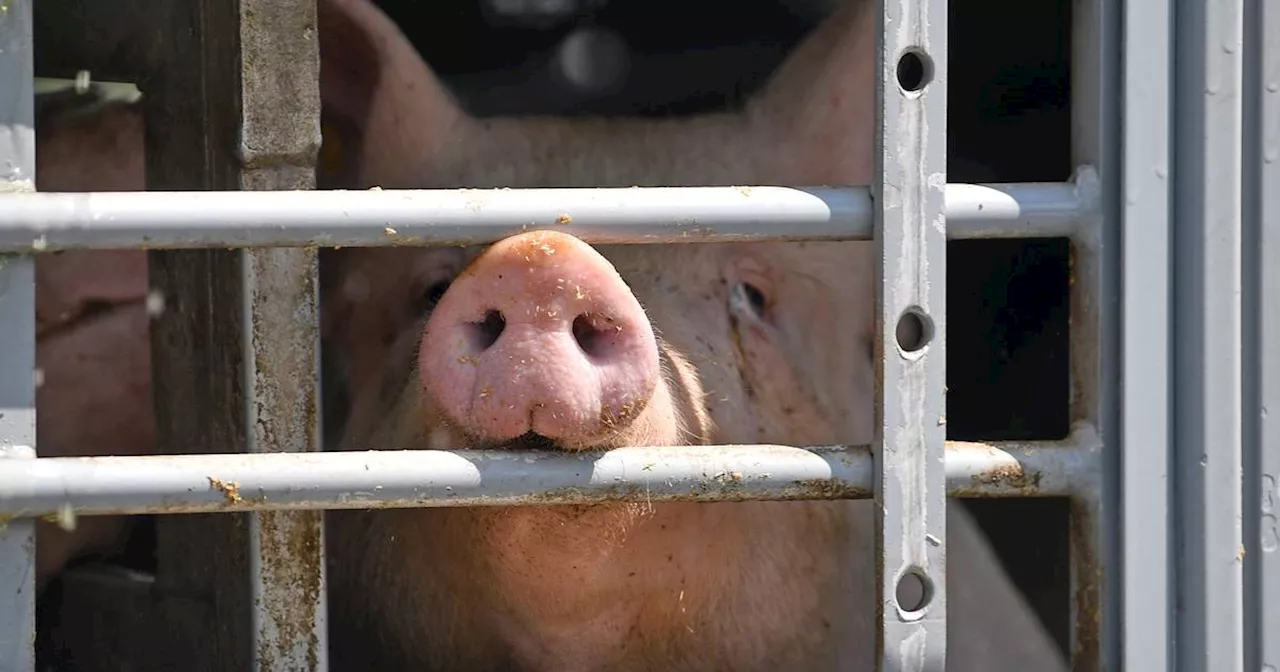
[0,1,38,671]
[0,435,1101,518]
[1173,0,1247,664]
[872,0,948,665]
[237,0,328,669]
[1120,0,1174,666]
[0,180,1091,252]
[1243,0,1279,665]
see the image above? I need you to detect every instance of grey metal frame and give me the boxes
[0,2,38,672]
[2,0,1274,669]
[1173,0,1247,666]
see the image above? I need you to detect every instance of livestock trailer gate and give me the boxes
[0,0,1271,669]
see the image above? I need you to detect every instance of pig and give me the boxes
[32,99,154,588]
[314,3,879,670]
[29,0,1069,669]
[316,0,1067,670]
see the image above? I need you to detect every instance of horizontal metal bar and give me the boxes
[0,180,1094,252]
[0,429,1101,518]
[34,76,142,103]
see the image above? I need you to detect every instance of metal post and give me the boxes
[0,1,37,671]
[138,0,323,669]
[1243,0,1279,666]
[1120,0,1174,668]
[871,0,948,666]
[237,1,327,669]
[244,249,328,672]
[1173,0,1246,666]
[1071,0,1122,660]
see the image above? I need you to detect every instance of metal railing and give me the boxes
[0,0,1275,669]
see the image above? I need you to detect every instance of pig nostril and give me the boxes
[469,310,506,351]
[572,314,612,358]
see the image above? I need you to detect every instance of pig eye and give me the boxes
[742,283,767,314]
[732,281,771,320]
[417,280,453,314]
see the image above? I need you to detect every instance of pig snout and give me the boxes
[418,230,661,445]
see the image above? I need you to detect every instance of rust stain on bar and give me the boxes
[1068,494,1104,671]
[208,476,244,504]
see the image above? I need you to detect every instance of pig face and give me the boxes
[317,0,880,455]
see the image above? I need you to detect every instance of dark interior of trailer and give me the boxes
[31,0,1075,667]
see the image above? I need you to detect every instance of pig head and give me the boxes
[317,2,876,668]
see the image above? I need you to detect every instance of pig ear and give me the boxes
[316,0,469,188]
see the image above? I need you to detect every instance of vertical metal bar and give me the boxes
[1173,0,1246,664]
[245,250,328,672]
[1120,0,1174,667]
[0,338,35,672]
[1072,0,1122,660]
[237,1,327,670]
[0,1,37,671]
[1243,0,1279,666]
[141,1,324,668]
[871,0,947,666]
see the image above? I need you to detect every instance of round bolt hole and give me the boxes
[895,307,933,353]
[896,49,933,93]
[895,567,934,613]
